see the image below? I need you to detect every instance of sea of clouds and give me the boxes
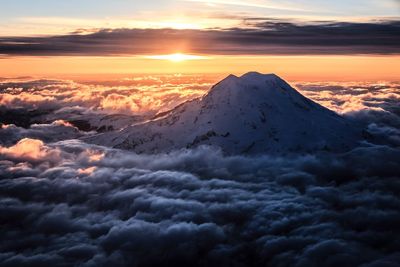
[0,76,399,266]
[0,75,212,115]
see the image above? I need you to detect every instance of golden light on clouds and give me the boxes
[145,53,210,62]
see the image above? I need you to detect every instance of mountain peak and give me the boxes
[86,72,362,154]
[219,74,239,84]
[226,74,239,79]
[239,72,290,88]
[205,72,293,102]
[223,72,281,83]
[240,71,278,79]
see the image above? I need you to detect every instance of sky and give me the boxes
[1,2,400,265]
[0,0,399,80]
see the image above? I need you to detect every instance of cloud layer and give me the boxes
[0,20,399,56]
[0,139,400,266]
[0,77,399,266]
[0,76,211,114]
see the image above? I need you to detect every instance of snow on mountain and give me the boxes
[85,72,362,154]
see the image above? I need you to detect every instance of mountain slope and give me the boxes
[85,72,362,154]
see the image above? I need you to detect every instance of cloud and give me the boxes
[0,138,62,163]
[0,121,84,146]
[0,77,399,266]
[0,76,211,118]
[294,81,400,146]
[0,139,399,266]
[183,0,308,12]
[0,20,399,56]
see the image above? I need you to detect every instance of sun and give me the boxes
[145,53,209,62]
[168,53,190,62]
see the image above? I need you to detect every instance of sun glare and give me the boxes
[145,53,209,62]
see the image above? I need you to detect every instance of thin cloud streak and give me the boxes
[183,0,309,12]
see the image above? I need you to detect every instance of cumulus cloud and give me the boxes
[0,77,399,266]
[0,121,85,146]
[295,81,400,146]
[295,81,400,114]
[0,140,399,266]
[0,75,215,135]
[0,138,62,163]
[0,75,211,118]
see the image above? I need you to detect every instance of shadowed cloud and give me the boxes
[0,76,399,266]
[0,19,399,56]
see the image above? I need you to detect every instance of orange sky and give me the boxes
[1,55,399,81]
[1,1,399,82]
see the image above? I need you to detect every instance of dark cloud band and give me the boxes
[0,20,399,56]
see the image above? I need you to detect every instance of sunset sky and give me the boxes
[0,0,399,80]
[1,2,400,265]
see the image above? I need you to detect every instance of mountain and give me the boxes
[85,72,362,154]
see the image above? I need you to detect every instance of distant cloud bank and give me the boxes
[0,20,399,56]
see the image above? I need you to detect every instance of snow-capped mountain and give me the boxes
[85,72,362,154]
